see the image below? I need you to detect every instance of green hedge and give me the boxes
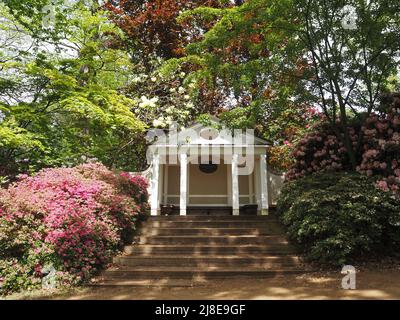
[276,172,400,265]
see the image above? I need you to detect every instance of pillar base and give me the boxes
[180,209,187,216]
[260,208,269,216]
[151,209,159,216]
[232,208,240,216]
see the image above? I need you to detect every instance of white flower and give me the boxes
[169,88,176,93]
[184,95,190,100]
[178,87,185,94]
[151,77,157,82]
[139,96,158,108]
[166,106,175,113]
[189,82,196,89]
[153,118,164,127]
[179,72,186,78]
[165,116,173,125]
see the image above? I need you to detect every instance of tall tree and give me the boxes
[163,0,311,139]
[104,0,238,126]
[104,0,229,67]
[282,0,400,168]
[0,1,146,176]
[170,0,400,169]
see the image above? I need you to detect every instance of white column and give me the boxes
[260,153,269,215]
[180,153,187,216]
[158,164,163,208]
[163,165,168,204]
[249,172,254,204]
[150,153,160,216]
[186,162,190,206]
[227,162,232,206]
[254,158,261,213]
[231,153,239,215]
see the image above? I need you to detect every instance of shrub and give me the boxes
[0,162,149,295]
[285,122,353,181]
[286,94,400,197]
[267,145,294,173]
[277,172,400,266]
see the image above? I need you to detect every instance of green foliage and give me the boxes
[195,113,221,128]
[172,0,400,169]
[219,106,256,130]
[0,2,146,176]
[277,172,400,265]
[176,0,299,109]
[158,0,320,169]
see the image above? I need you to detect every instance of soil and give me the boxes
[8,267,400,300]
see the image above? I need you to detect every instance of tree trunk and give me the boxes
[338,103,357,170]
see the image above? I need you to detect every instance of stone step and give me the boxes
[139,235,289,245]
[148,215,278,221]
[138,227,284,236]
[113,255,301,268]
[144,221,281,228]
[100,267,306,281]
[91,279,198,287]
[124,244,297,255]
[96,213,306,288]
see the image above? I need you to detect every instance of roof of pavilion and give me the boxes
[148,116,270,147]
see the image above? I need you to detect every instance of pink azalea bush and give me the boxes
[0,162,148,295]
[286,94,400,197]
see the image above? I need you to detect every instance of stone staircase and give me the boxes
[94,214,307,287]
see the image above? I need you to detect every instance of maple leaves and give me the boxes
[105,0,226,61]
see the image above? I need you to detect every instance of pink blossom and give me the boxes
[376,180,389,192]
[0,162,149,281]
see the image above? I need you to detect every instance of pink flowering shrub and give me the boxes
[0,162,149,295]
[357,106,400,195]
[286,94,400,197]
[285,122,353,180]
[118,172,150,212]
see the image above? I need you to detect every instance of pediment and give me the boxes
[149,116,269,146]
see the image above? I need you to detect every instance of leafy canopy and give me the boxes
[0,1,145,176]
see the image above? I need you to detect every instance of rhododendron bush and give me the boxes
[0,163,149,295]
[277,172,400,265]
[286,97,400,197]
